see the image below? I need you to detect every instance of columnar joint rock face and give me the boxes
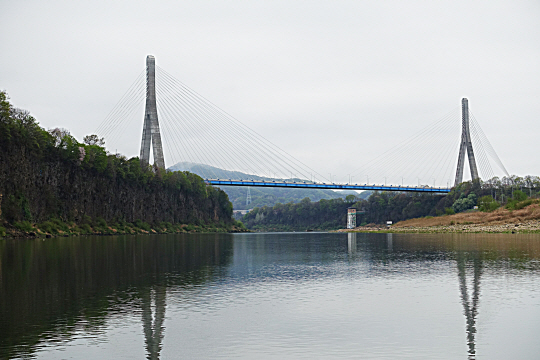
[454,98,479,186]
[140,55,165,169]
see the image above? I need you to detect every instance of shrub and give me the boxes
[51,218,69,232]
[80,223,92,234]
[445,207,455,215]
[38,221,56,234]
[514,199,535,210]
[513,190,527,202]
[452,193,477,213]
[0,226,6,237]
[478,195,500,212]
[133,219,151,231]
[14,221,34,232]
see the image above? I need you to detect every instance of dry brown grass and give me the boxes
[394,204,540,228]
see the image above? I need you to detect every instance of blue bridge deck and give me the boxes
[206,179,451,193]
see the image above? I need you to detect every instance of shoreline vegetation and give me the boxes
[242,180,540,233]
[0,217,247,239]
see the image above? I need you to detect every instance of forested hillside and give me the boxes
[169,161,368,209]
[242,192,444,231]
[0,91,234,232]
[243,177,540,231]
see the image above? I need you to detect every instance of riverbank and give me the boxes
[337,204,540,234]
[0,219,248,239]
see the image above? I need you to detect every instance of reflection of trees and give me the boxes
[141,286,167,360]
[457,252,482,359]
[0,234,233,359]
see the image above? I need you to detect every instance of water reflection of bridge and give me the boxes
[1,233,539,359]
[141,286,167,360]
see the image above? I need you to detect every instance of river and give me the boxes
[1,232,539,359]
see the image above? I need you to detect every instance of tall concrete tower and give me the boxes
[454,98,479,186]
[140,55,165,169]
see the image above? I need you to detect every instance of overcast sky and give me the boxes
[2,0,539,185]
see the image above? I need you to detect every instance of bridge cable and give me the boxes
[95,70,145,143]
[351,108,459,186]
[156,66,329,183]
[156,72,266,178]
[156,86,222,178]
[156,67,313,181]
[349,108,459,184]
[469,112,509,177]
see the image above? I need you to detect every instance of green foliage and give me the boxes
[0,226,6,237]
[478,195,500,212]
[513,190,527,202]
[452,193,477,213]
[514,199,534,210]
[0,91,234,227]
[2,194,32,222]
[82,144,108,173]
[80,224,92,234]
[133,219,151,232]
[243,191,443,231]
[14,221,34,233]
[445,207,455,215]
[38,221,56,234]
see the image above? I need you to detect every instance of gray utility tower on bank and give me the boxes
[454,98,479,186]
[140,55,165,169]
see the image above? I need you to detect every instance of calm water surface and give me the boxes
[1,232,539,359]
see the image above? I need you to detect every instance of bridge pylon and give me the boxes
[140,55,165,169]
[454,98,479,186]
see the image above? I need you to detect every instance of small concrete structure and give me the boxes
[347,208,357,229]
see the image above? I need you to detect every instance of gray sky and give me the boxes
[2,0,539,185]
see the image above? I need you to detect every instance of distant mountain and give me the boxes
[169,162,263,181]
[168,162,370,210]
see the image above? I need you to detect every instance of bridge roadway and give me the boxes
[206,179,451,193]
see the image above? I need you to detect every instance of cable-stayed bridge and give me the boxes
[96,56,509,194]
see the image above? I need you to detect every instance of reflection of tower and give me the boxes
[141,286,167,360]
[454,98,479,186]
[457,253,483,359]
[246,187,252,207]
[386,233,393,251]
[347,232,357,255]
[140,55,165,169]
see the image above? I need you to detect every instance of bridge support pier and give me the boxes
[454,98,479,186]
[140,55,165,169]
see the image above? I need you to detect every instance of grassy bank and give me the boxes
[0,217,248,239]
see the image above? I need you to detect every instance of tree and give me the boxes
[83,134,105,146]
[49,128,71,147]
[452,193,477,213]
